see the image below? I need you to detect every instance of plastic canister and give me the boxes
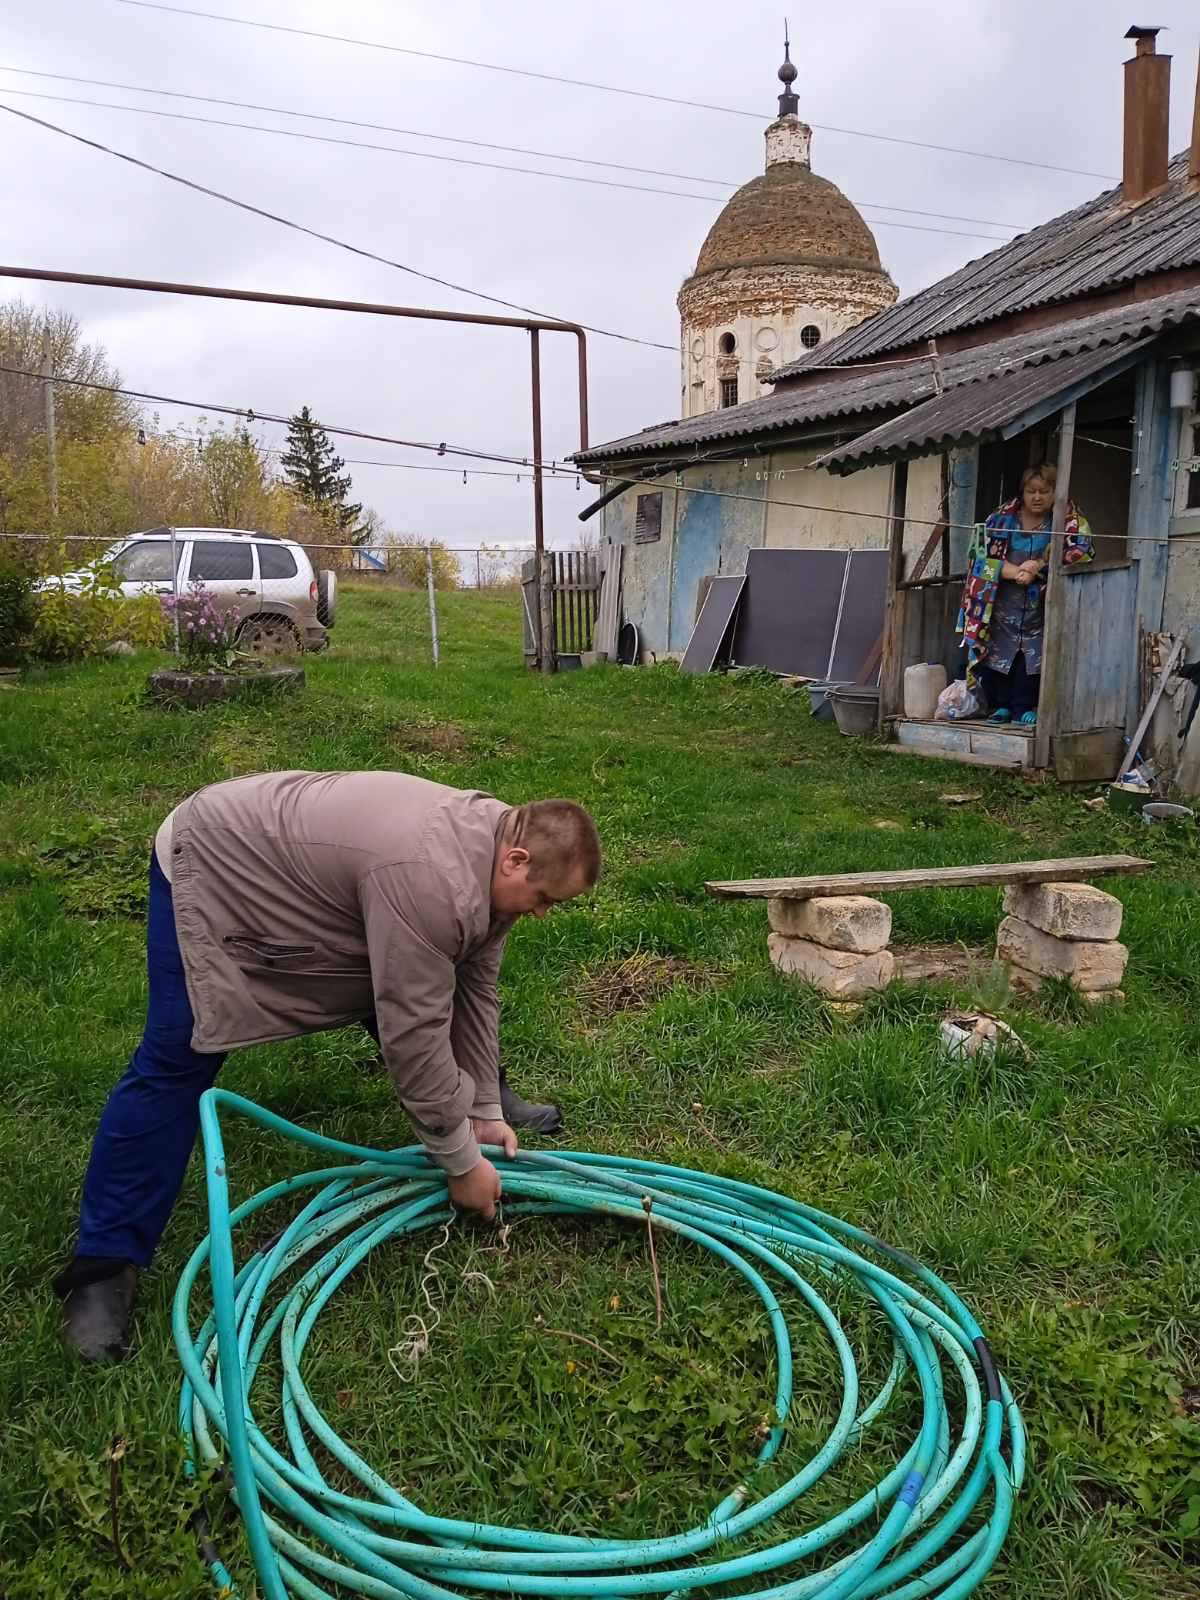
[903,662,948,721]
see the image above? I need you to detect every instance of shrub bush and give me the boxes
[31,569,167,662]
[0,563,36,666]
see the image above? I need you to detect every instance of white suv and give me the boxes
[43,527,335,654]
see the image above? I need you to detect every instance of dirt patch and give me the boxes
[581,953,707,1018]
[388,720,470,756]
[893,943,995,985]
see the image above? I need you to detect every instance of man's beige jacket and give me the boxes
[168,770,512,1175]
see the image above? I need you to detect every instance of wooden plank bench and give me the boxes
[708,856,1152,1002]
[706,855,1152,902]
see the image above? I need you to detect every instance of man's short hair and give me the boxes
[513,800,602,889]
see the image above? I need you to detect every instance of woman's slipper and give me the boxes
[1018,711,1038,726]
[988,708,1012,724]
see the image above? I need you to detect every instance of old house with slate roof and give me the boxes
[575,27,1200,788]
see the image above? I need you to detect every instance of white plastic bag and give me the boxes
[934,678,986,722]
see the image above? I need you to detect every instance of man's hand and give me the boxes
[472,1118,519,1158]
[448,1157,502,1219]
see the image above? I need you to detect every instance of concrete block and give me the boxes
[768,934,895,997]
[996,917,1127,991]
[767,895,892,953]
[1002,882,1123,942]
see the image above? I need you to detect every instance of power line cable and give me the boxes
[0,88,1014,242]
[0,65,733,189]
[0,66,1033,232]
[0,90,743,208]
[114,0,1117,181]
[0,101,678,352]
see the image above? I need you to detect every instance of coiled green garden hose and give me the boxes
[175,1088,1025,1600]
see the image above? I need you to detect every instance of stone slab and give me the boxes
[768,934,895,997]
[996,917,1127,991]
[1002,882,1123,942]
[767,895,892,953]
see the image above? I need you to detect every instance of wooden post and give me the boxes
[41,325,59,526]
[878,459,909,728]
[1034,401,1077,769]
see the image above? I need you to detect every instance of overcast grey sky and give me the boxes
[3,1,1198,548]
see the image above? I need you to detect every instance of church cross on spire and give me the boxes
[777,22,799,117]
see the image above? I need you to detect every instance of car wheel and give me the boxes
[237,615,302,657]
[317,569,337,627]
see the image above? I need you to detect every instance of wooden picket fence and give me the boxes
[521,551,601,667]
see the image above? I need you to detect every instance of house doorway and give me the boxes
[890,371,1138,774]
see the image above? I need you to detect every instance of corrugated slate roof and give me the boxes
[816,338,1154,474]
[573,287,1200,464]
[772,150,1200,379]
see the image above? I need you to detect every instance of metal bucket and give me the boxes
[1141,802,1194,825]
[1106,781,1151,815]
[831,686,880,737]
[808,680,845,720]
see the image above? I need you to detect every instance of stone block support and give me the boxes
[997,916,1128,992]
[768,934,895,997]
[1002,882,1123,942]
[767,895,892,953]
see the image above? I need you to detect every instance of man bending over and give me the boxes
[54,770,601,1361]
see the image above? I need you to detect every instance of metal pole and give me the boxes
[169,525,180,654]
[425,545,440,668]
[0,264,590,458]
[476,549,482,591]
[41,325,59,526]
[0,264,592,661]
[531,329,555,675]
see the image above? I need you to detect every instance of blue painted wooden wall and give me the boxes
[668,476,725,650]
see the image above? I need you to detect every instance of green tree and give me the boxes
[0,301,136,461]
[280,406,362,540]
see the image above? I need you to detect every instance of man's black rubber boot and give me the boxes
[500,1080,564,1134]
[54,1259,139,1363]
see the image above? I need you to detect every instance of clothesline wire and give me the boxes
[578,463,1194,543]
[5,359,1191,544]
[0,361,573,473]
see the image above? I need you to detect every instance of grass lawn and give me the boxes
[1,582,1199,1598]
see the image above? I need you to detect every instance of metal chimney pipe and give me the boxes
[1123,25,1171,205]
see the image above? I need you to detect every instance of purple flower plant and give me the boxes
[159,580,241,668]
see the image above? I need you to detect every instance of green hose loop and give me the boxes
[175,1089,1025,1600]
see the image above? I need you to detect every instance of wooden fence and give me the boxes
[521,551,601,666]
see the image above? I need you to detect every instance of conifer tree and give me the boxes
[280,406,362,536]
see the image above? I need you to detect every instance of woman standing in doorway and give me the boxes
[957,464,1094,726]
